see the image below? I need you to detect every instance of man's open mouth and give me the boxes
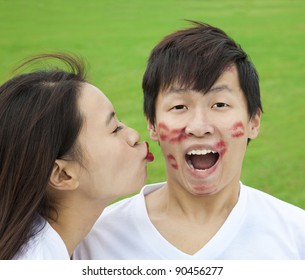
[185,149,219,171]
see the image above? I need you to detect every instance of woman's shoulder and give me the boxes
[13,217,69,260]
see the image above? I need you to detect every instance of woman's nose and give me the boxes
[125,126,141,146]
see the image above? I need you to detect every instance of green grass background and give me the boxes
[1,0,304,208]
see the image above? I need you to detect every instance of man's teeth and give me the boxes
[187,149,216,155]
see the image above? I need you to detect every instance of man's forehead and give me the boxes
[159,63,237,95]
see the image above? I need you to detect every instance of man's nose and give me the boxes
[184,109,214,137]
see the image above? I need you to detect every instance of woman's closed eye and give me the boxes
[112,125,123,134]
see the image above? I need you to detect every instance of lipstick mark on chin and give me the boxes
[167,154,178,170]
[193,186,209,191]
[158,122,189,143]
[230,121,245,138]
[214,140,227,156]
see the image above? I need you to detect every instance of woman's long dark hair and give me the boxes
[0,53,87,259]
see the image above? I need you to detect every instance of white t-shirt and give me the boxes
[74,182,305,260]
[13,217,70,260]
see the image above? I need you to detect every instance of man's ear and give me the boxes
[248,109,261,140]
[49,159,80,191]
[146,117,159,142]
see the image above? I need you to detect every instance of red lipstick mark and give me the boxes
[230,121,245,138]
[214,140,227,156]
[167,154,178,170]
[169,128,189,143]
[158,123,169,131]
[158,122,189,143]
[224,64,235,73]
[160,133,168,141]
[159,123,169,141]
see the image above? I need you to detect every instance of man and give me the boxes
[74,21,305,259]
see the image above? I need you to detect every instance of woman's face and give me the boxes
[76,83,153,202]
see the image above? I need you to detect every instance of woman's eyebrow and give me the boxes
[106,111,115,126]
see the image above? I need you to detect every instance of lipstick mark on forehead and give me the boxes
[158,122,189,143]
[224,64,235,73]
[230,121,245,138]
[167,154,178,170]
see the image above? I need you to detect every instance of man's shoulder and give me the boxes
[242,183,305,220]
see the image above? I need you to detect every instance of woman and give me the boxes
[0,53,154,259]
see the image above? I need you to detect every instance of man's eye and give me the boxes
[112,125,123,134]
[172,105,187,110]
[212,102,229,108]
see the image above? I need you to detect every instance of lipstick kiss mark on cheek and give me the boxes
[230,121,245,138]
[160,133,168,141]
[214,140,227,156]
[158,123,169,131]
[167,154,178,170]
[169,130,189,143]
[158,122,189,143]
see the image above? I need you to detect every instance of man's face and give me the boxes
[148,65,261,196]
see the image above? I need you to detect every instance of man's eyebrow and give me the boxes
[106,111,115,126]
[208,84,233,93]
[165,86,190,94]
[165,84,233,95]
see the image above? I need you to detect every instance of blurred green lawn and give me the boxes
[1,0,304,208]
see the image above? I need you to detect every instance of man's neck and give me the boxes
[144,181,240,255]
[147,180,240,222]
